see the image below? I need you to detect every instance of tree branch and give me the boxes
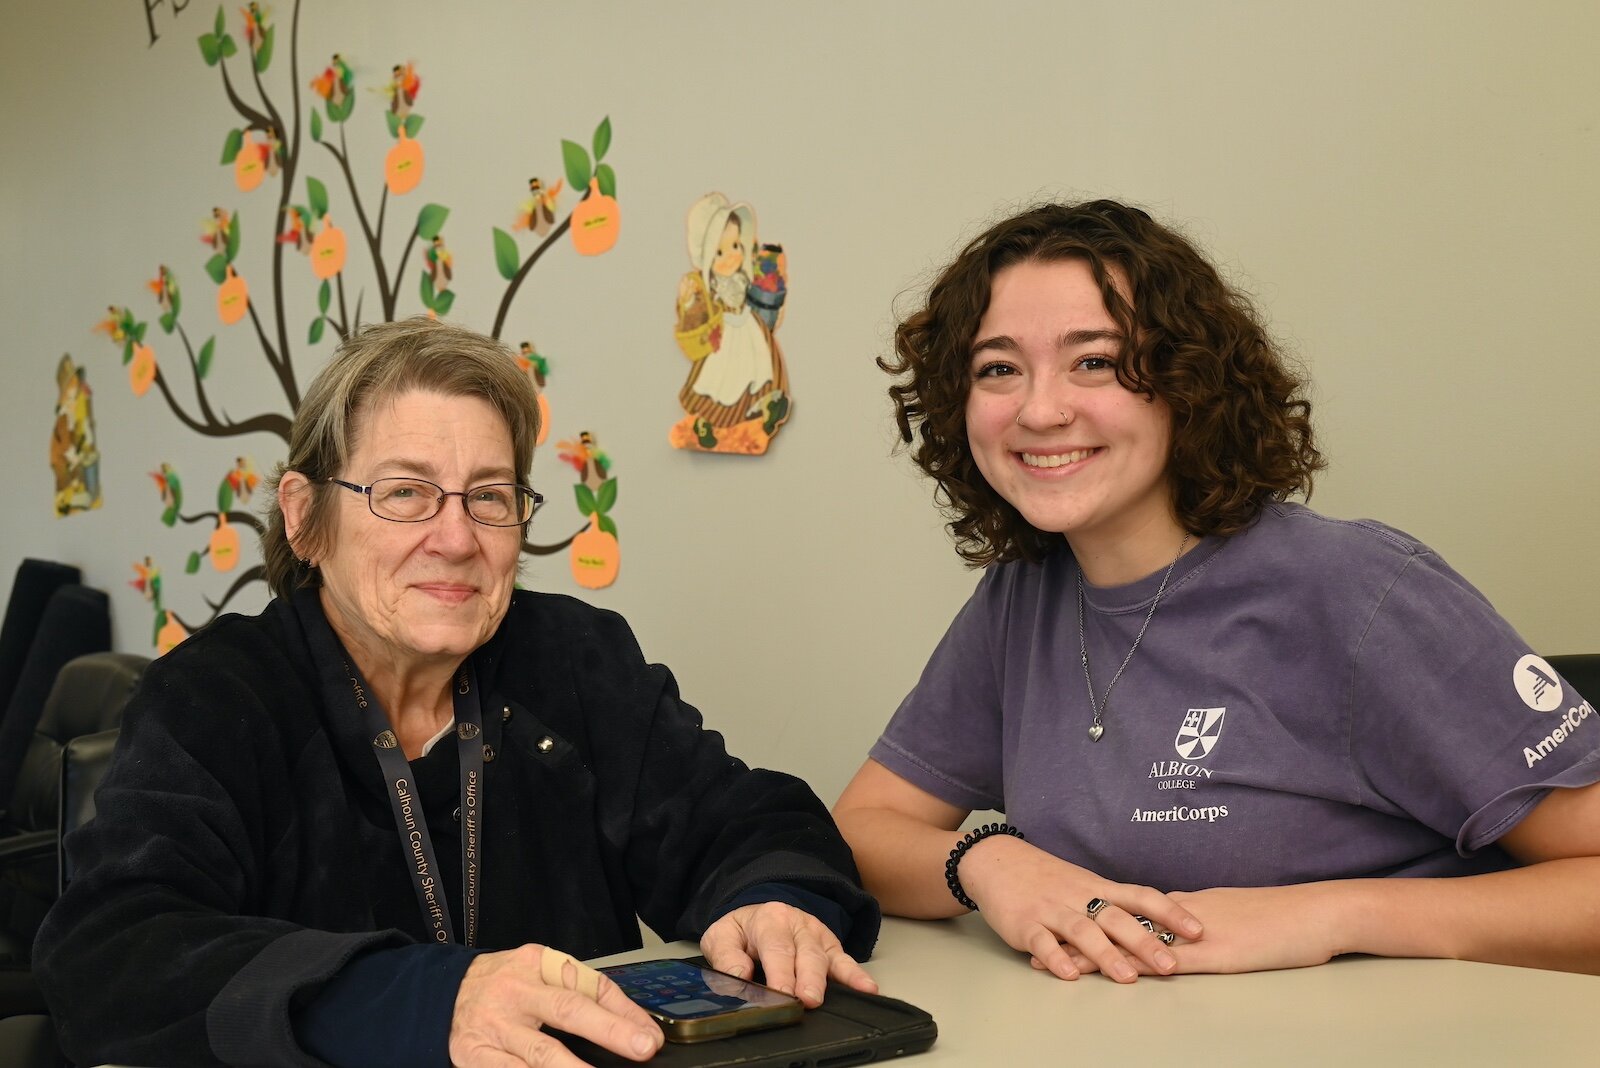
[202,565,268,615]
[218,60,272,129]
[522,523,584,556]
[149,368,293,442]
[322,125,395,319]
[173,322,222,425]
[179,509,267,536]
[491,214,573,339]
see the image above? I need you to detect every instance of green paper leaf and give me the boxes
[404,113,424,138]
[217,480,234,513]
[170,285,182,320]
[561,139,592,193]
[197,337,216,379]
[161,504,179,528]
[307,176,329,220]
[152,609,165,647]
[132,320,148,343]
[592,116,612,162]
[185,551,202,575]
[205,255,227,285]
[159,311,176,335]
[597,514,618,538]
[219,34,238,59]
[595,477,617,514]
[220,127,243,165]
[416,203,449,241]
[595,163,616,199]
[255,23,275,72]
[318,280,331,314]
[574,484,597,516]
[492,227,520,281]
[310,108,323,142]
[214,5,225,37]
[224,212,241,262]
[432,288,455,317]
[199,33,221,66]
[420,269,436,307]
[121,340,133,365]
[329,93,355,124]
[308,316,325,344]
[385,110,401,139]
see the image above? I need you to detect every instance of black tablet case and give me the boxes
[560,960,937,1067]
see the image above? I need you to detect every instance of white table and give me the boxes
[597,913,1598,1066]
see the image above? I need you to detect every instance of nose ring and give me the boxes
[1014,411,1071,427]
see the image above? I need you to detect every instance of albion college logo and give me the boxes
[1174,707,1226,760]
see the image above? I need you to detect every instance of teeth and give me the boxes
[1021,449,1094,468]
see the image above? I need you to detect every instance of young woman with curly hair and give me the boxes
[834,200,1600,982]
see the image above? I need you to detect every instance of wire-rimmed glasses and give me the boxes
[328,477,541,527]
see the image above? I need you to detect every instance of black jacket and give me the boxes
[35,590,877,1066]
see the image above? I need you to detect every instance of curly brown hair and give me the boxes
[883,200,1324,566]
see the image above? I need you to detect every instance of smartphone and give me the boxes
[599,958,804,1043]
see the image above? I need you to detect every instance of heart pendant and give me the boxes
[1088,724,1104,742]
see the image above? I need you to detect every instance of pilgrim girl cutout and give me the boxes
[671,193,791,454]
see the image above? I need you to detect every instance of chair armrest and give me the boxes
[0,829,55,866]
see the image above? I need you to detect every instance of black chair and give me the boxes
[0,585,111,819]
[56,727,120,894]
[0,561,81,718]
[0,653,145,1015]
[1547,654,1600,707]
[0,1013,63,1068]
[0,729,118,1064]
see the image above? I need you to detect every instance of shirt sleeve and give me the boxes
[571,605,881,962]
[1349,551,1600,853]
[868,570,1007,812]
[292,944,479,1068]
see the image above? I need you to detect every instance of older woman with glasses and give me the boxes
[36,319,879,1068]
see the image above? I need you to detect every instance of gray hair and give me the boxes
[262,317,538,597]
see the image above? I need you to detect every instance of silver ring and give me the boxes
[1085,897,1109,919]
[1133,915,1155,933]
[1157,931,1177,946]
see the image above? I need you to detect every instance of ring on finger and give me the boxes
[1131,914,1178,946]
[1085,897,1109,919]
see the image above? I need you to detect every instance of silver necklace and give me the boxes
[1077,533,1191,742]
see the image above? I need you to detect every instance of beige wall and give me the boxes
[3,1,1596,805]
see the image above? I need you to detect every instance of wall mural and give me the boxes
[70,2,625,653]
[671,193,791,454]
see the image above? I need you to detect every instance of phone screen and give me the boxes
[600,959,803,1041]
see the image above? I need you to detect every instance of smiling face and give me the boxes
[712,217,744,277]
[965,258,1181,574]
[307,390,523,676]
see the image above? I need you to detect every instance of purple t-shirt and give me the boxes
[871,502,1600,889]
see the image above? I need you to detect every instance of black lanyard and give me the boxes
[346,658,486,947]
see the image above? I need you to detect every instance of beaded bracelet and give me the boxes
[944,822,1025,911]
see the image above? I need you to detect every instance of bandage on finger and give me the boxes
[539,947,603,1000]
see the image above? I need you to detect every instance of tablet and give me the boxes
[559,957,937,1067]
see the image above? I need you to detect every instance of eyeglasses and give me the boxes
[328,477,541,527]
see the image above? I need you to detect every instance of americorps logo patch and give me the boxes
[1175,707,1226,760]
[1513,654,1564,713]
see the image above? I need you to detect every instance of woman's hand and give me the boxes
[448,945,664,1067]
[1032,883,1349,978]
[958,834,1203,983]
[700,901,879,1007]
[1160,884,1347,974]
